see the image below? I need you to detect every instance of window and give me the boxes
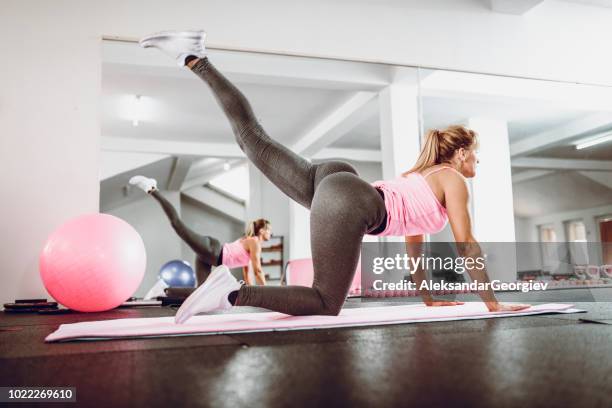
[565,219,589,265]
[565,220,587,242]
[539,225,557,243]
[538,224,558,273]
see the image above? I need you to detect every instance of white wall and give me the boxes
[248,166,291,263]
[514,216,542,272]
[515,216,537,241]
[5,0,612,303]
[1,1,101,303]
[98,0,612,86]
[517,204,612,269]
[522,204,612,242]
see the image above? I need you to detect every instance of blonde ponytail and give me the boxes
[404,125,478,175]
[245,218,271,237]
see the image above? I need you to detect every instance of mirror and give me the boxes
[418,68,612,286]
[100,40,612,300]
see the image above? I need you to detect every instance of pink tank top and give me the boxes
[222,238,251,268]
[371,167,458,236]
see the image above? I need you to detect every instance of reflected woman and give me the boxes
[138,30,530,323]
[130,175,271,294]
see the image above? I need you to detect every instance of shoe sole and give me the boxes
[140,30,206,47]
[175,266,229,324]
[175,279,227,324]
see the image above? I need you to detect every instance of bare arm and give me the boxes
[405,235,430,300]
[242,266,253,285]
[406,234,463,307]
[247,239,266,285]
[444,175,528,312]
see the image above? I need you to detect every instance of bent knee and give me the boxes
[316,292,343,316]
[320,304,342,316]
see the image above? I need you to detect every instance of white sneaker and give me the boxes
[129,175,158,194]
[139,30,207,66]
[174,265,241,324]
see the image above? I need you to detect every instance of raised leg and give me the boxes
[150,190,222,266]
[190,58,358,209]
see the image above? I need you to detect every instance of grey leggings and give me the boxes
[150,190,222,287]
[192,58,387,316]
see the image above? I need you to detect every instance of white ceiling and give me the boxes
[562,0,612,8]
[102,63,356,147]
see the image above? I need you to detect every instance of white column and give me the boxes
[468,117,516,242]
[379,67,422,180]
[246,163,263,225]
[378,67,422,243]
[468,118,516,282]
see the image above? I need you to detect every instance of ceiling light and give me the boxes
[223,162,231,171]
[131,95,142,127]
[575,133,612,150]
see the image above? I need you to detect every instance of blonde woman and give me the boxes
[137,30,529,323]
[130,175,271,288]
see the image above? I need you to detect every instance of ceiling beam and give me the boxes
[292,92,377,157]
[99,151,170,181]
[512,169,554,184]
[488,0,545,14]
[101,136,244,158]
[314,148,382,163]
[512,157,612,171]
[187,158,224,175]
[182,159,247,191]
[578,171,612,190]
[182,186,246,223]
[167,157,194,191]
[510,113,612,157]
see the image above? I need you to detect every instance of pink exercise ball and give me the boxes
[39,213,146,312]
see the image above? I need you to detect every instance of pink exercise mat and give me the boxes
[45,303,581,342]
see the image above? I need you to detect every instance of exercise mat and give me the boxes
[45,303,582,342]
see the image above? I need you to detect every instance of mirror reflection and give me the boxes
[100,40,612,301]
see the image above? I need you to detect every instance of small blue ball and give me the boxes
[159,260,196,287]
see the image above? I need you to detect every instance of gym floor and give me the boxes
[1,290,611,408]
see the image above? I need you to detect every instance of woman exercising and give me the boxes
[129,175,272,290]
[138,30,529,323]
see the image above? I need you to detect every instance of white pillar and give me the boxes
[246,163,263,226]
[379,67,422,180]
[467,117,516,282]
[378,67,422,243]
[468,117,516,242]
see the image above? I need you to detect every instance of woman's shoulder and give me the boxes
[422,165,464,180]
[241,236,261,246]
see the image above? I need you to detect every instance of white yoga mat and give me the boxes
[45,303,582,342]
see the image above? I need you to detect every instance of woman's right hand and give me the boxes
[487,302,531,312]
[424,299,464,307]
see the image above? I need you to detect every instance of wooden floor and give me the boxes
[1,290,611,407]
